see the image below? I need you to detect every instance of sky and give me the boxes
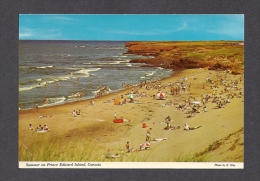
[19,14,244,41]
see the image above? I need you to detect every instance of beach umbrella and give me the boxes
[156,92,165,99]
[190,101,201,105]
[127,94,135,99]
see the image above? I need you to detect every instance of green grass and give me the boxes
[173,153,209,162]
[19,135,209,162]
[128,41,244,72]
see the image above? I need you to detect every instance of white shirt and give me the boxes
[184,124,189,131]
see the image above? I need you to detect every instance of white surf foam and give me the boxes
[73,68,101,77]
[112,55,128,58]
[36,65,54,69]
[145,71,156,76]
[38,96,66,108]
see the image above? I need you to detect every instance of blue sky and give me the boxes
[19,14,244,41]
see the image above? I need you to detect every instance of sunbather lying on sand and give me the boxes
[184,123,201,131]
[103,149,120,158]
[39,115,52,118]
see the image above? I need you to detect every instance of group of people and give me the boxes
[72,110,81,117]
[28,124,49,132]
[163,116,181,130]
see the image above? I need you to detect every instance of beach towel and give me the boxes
[139,142,151,150]
[150,138,168,143]
[35,130,47,133]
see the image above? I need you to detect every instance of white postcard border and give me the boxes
[19,161,243,169]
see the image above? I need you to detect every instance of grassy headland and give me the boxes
[125,41,244,74]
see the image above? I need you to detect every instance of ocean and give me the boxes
[19,40,174,110]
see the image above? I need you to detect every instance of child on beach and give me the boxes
[146,128,152,142]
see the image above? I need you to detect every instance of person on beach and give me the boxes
[35,104,38,112]
[106,149,119,158]
[122,98,127,104]
[89,99,94,105]
[146,128,152,142]
[114,112,117,119]
[28,124,34,130]
[107,149,112,158]
[72,110,77,117]
[44,98,49,104]
[126,142,130,153]
[43,125,49,131]
[165,116,171,123]
[164,122,172,130]
[184,123,190,131]
[76,110,81,115]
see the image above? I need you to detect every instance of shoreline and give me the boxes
[19,68,244,162]
[19,68,181,113]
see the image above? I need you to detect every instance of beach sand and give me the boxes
[19,68,244,162]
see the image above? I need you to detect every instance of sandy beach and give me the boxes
[19,68,244,162]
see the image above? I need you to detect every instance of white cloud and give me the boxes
[19,28,32,38]
[19,28,62,40]
[52,15,74,21]
[176,23,188,31]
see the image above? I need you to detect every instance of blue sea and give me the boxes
[19,40,174,110]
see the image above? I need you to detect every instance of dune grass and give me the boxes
[19,134,208,162]
[173,153,208,162]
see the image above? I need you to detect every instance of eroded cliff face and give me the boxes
[125,41,244,74]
